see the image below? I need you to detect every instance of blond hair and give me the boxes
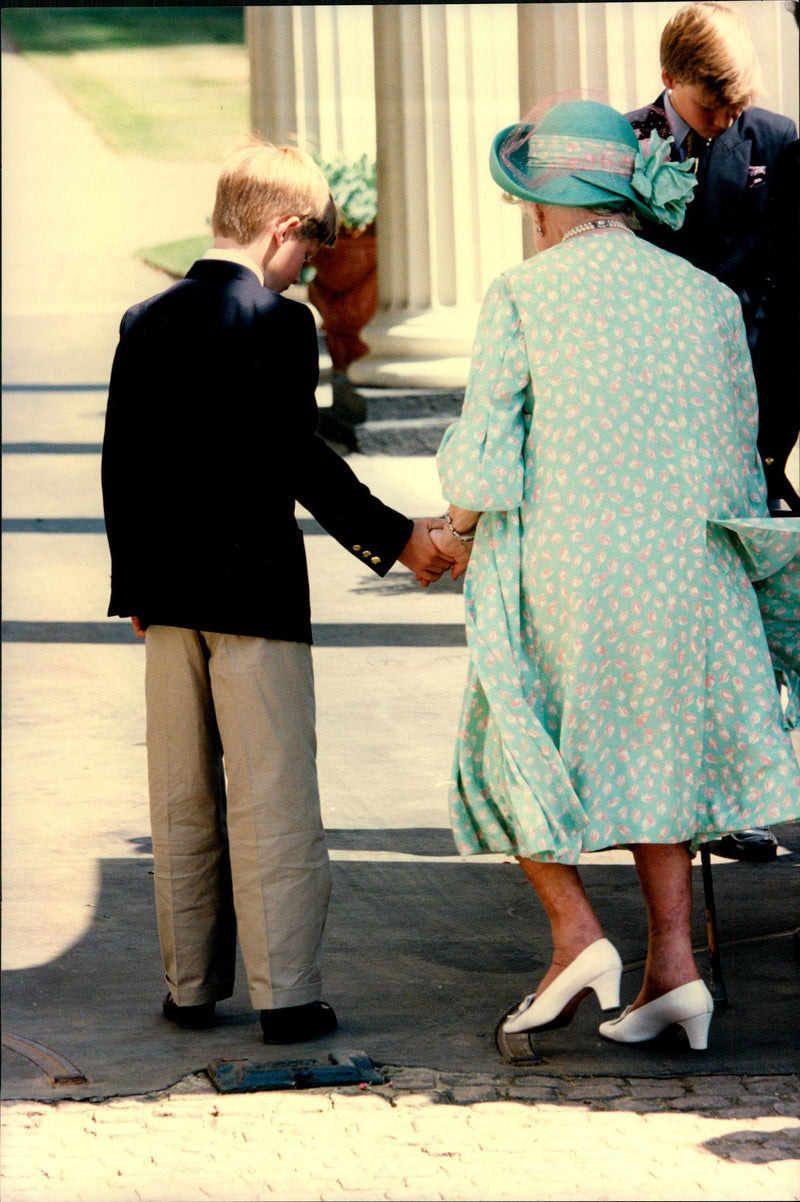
[212,139,339,246]
[660,2,762,109]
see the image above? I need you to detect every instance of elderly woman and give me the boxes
[433,100,800,1058]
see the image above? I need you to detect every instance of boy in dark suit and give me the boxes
[627,1,798,516]
[102,140,452,1043]
[627,2,799,863]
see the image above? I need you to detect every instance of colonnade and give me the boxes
[247,3,798,388]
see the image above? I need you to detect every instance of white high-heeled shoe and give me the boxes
[598,979,714,1050]
[501,938,623,1035]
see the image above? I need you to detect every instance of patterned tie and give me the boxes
[684,129,706,172]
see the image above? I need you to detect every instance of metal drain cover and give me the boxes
[207,1049,384,1094]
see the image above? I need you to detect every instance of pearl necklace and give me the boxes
[561,219,632,242]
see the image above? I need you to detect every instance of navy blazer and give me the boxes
[627,95,796,349]
[752,138,800,510]
[628,95,799,508]
[102,260,413,642]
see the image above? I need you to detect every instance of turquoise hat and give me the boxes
[490,99,697,229]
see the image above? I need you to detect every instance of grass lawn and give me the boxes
[1,7,249,161]
[138,235,317,286]
[139,234,213,279]
[0,6,244,51]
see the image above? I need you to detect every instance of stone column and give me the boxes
[245,3,797,392]
[246,5,376,160]
[349,3,522,388]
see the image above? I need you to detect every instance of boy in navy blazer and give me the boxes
[102,141,452,1043]
[627,1,799,516]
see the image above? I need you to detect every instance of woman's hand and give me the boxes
[431,526,472,580]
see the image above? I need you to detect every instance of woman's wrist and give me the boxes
[444,510,478,543]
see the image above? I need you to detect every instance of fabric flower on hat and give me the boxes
[631,134,698,230]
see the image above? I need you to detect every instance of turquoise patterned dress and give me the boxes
[437,229,800,865]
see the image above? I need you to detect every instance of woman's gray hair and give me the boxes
[583,203,641,230]
[508,195,642,230]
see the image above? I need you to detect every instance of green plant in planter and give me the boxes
[314,152,377,234]
[308,152,379,370]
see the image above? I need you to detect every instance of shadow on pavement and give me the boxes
[2,822,799,1101]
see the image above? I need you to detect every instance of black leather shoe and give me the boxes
[162,992,216,1029]
[716,828,778,862]
[260,1000,338,1044]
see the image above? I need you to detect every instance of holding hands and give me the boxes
[430,508,478,581]
[397,517,454,586]
[399,508,479,586]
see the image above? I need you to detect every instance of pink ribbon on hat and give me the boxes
[525,134,635,177]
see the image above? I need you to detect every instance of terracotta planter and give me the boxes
[308,227,377,371]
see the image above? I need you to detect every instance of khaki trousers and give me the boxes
[145,626,332,1010]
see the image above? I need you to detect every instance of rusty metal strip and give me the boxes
[2,1032,88,1085]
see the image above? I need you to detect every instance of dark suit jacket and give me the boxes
[752,138,800,510]
[627,95,799,506]
[627,95,796,345]
[101,259,413,642]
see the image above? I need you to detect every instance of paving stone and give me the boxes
[384,1068,440,1090]
[681,1073,743,1093]
[506,1073,567,1089]
[588,1096,672,1113]
[439,1071,507,1087]
[626,1080,688,1098]
[505,1083,562,1101]
[564,1080,627,1099]
[447,1085,504,1104]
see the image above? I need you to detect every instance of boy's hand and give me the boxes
[131,615,147,639]
[397,518,454,586]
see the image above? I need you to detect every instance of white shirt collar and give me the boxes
[201,248,264,286]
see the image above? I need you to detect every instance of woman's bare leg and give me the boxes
[629,842,700,1009]
[517,858,605,993]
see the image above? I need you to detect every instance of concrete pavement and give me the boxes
[2,29,799,1202]
[2,1076,798,1202]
